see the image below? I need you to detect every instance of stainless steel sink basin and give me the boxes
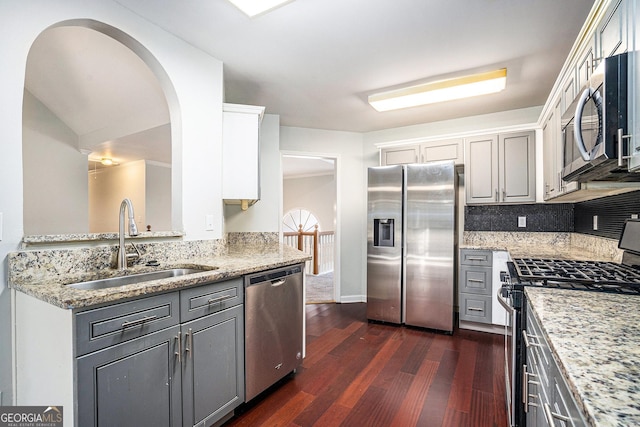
[65,268,212,291]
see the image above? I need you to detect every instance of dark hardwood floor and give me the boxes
[225,303,507,427]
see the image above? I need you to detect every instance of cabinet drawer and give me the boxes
[459,294,492,323]
[180,278,243,322]
[76,292,180,356]
[459,266,492,295]
[460,249,492,266]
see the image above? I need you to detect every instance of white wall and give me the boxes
[22,90,89,235]
[0,0,226,405]
[88,160,146,233]
[283,173,336,232]
[280,127,366,303]
[146,162,172,232]
[224,114,281,232]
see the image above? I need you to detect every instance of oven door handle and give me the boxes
[497,288,514,314]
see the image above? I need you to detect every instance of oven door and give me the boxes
[497,287,517,427]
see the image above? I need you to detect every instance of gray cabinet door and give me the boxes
[77,325,182,427]
[500,131,536,203]
[465,135,499,204]
[181,304,244,427]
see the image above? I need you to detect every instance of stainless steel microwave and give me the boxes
[561,52,639,182]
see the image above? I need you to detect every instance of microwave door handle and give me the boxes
[574,87,595,161]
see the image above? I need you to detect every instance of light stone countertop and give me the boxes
[525,287,640,427]
[461,231,623,262]
[9,243,311,309]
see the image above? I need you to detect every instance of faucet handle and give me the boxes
[126,242,142,263]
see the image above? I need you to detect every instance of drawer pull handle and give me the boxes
[121,315,158,329]
[467,257,487,261]
[467,307,484,312]
[467,279,484,283]
[543,403,571,424]
[207,295,233,304]
[523,331,541,348]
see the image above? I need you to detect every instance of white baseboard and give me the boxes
[338,294,366,303]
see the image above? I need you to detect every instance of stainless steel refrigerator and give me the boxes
[366,161,456,332]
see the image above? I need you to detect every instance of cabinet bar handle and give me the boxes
[175,332,182,363]
[121,315,158,329]
[207,295,233,304]
[467,278,484,283]
[522,367,529,412]
[466,257,487,261]
[467,307,484,312]
[185,328,193,358]
[617,128,633,167]
[495,189,498,201]
[543,403,571,424]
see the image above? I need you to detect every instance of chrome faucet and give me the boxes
[117,198,140,270]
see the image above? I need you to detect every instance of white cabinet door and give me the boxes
[465,135,499,204]
[597,0,627,60]
[628,2,640,172]
[500,131,536,203]
[222,103,265,205]
[380,145,419,165]
[420,138,464,165]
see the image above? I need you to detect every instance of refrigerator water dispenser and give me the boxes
[373,218,394,247]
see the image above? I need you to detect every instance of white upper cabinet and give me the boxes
[629,0,640,171]
[465,131,536,204]
[597,0,627,61]
[380,139,463,166]
[420,139,464,165]
[222,103,265,209]
[380,145,419,165]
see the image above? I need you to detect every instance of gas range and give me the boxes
[510,257,640,295]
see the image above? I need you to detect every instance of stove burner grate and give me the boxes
[512,258,640,293]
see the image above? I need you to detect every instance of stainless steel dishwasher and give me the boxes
[244,263,304,401]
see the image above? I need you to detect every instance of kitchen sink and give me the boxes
[65,267,214,291]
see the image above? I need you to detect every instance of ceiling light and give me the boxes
[100,158,114,166]
[368,68,507,112]
[227,0,294,17]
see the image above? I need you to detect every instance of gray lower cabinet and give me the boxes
[77,325,182,427]
[525,300,587,427]
[75,278,244,427]
[181,304,244,427]
[458,249,492,324]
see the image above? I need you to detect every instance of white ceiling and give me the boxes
[23,0,596,168]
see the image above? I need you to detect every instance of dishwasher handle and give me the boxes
[247,264,303,286]
[270,278,286,287]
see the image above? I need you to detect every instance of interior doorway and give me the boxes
[282,155,336,303]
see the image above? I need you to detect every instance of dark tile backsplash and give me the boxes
[465,204,574,232]
[574,191,640,239]
[464,190,640,240]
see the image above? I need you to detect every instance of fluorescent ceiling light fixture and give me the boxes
[368,68,507,112]
[227,0,294,17]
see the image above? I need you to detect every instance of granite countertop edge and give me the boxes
[525,287,640,427]
[10,244,311,310]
